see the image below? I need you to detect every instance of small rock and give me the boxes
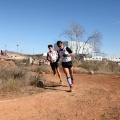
[37,80,45,88]
[89,71,94,75]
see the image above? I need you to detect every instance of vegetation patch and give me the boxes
[79,60,120,74]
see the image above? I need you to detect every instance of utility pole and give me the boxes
[21,50,23,54]
[5,45,6,55]
[33,48,34,55]
[17,44,19,53]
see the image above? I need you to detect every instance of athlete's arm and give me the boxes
[46,53,51,62]
[66,47,74,57]
[56,50,60,62]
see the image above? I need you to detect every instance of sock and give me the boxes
[71,75,74,80]
[71,75,74,84]
[67,77,72,85]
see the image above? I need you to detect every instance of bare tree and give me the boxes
[60,22,86,55]
[82,31,102,56]
[60,22,102,59]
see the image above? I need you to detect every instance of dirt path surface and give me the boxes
[0,73,120,120]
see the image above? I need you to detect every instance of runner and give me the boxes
[57,41,74,92]
[47,44,63,85]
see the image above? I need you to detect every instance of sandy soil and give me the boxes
[0,73,120,120]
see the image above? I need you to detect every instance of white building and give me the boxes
[84,56,103,61]
[43,53,47,56]
[54,41,94,55]
[105,57,120,62]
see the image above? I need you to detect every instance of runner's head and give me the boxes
[57,41,64,49]
[48,44,53,51]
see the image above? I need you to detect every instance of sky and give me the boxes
[0,0,120,57]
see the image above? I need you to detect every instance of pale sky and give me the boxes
[0,0,120,57]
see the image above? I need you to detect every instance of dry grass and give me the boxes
[0,65,46,95]
[80,61,120,74]
[0,62,54,97]
[72,59,80,67]
[0,67,27,92]
[37,64,52,73]
[12,59,29,67]
[1,59,119,97]
[71,59,120,74]
[24,64,52,73]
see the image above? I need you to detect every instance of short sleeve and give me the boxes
[66,47,72,53]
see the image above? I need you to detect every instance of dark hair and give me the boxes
[48,44,53,48]
[57,41,62,46]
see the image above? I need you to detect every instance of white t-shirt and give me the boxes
[58,46,72,62]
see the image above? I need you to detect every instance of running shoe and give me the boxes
[67,86,74,92]
[59,81,63,85]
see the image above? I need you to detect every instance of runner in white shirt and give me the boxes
[47,45,63,85]
[57,41,74,92]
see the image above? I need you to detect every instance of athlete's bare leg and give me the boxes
[63,67,70,78]
[53,69,56,76]
[63,67,73,91]
[69,67,74,84]
[56,67,62,82]
[69,67,73,77]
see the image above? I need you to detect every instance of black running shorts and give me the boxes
[62,61,73,68]
[50,62,59,70]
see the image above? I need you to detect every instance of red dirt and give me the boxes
[0,60,16,69]
[0,73,120,120]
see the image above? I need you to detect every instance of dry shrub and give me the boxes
[0,67,26,80]
[0,64,47,95]
[11,59,29,67]
[72,59,80,67]
[0,78,25,92]
[28,75,46,88]
[0,60,16,69]
[0,60,59,96]
[80,61,99,71]
[24,65,40,72]
[0,67,27,92]
[80,61,120,73]
[38,64,52,73]
[24,64,52,73]
[107,61,120,72]
[73,67,88,74]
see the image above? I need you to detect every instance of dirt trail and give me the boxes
[0,73,120,120]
